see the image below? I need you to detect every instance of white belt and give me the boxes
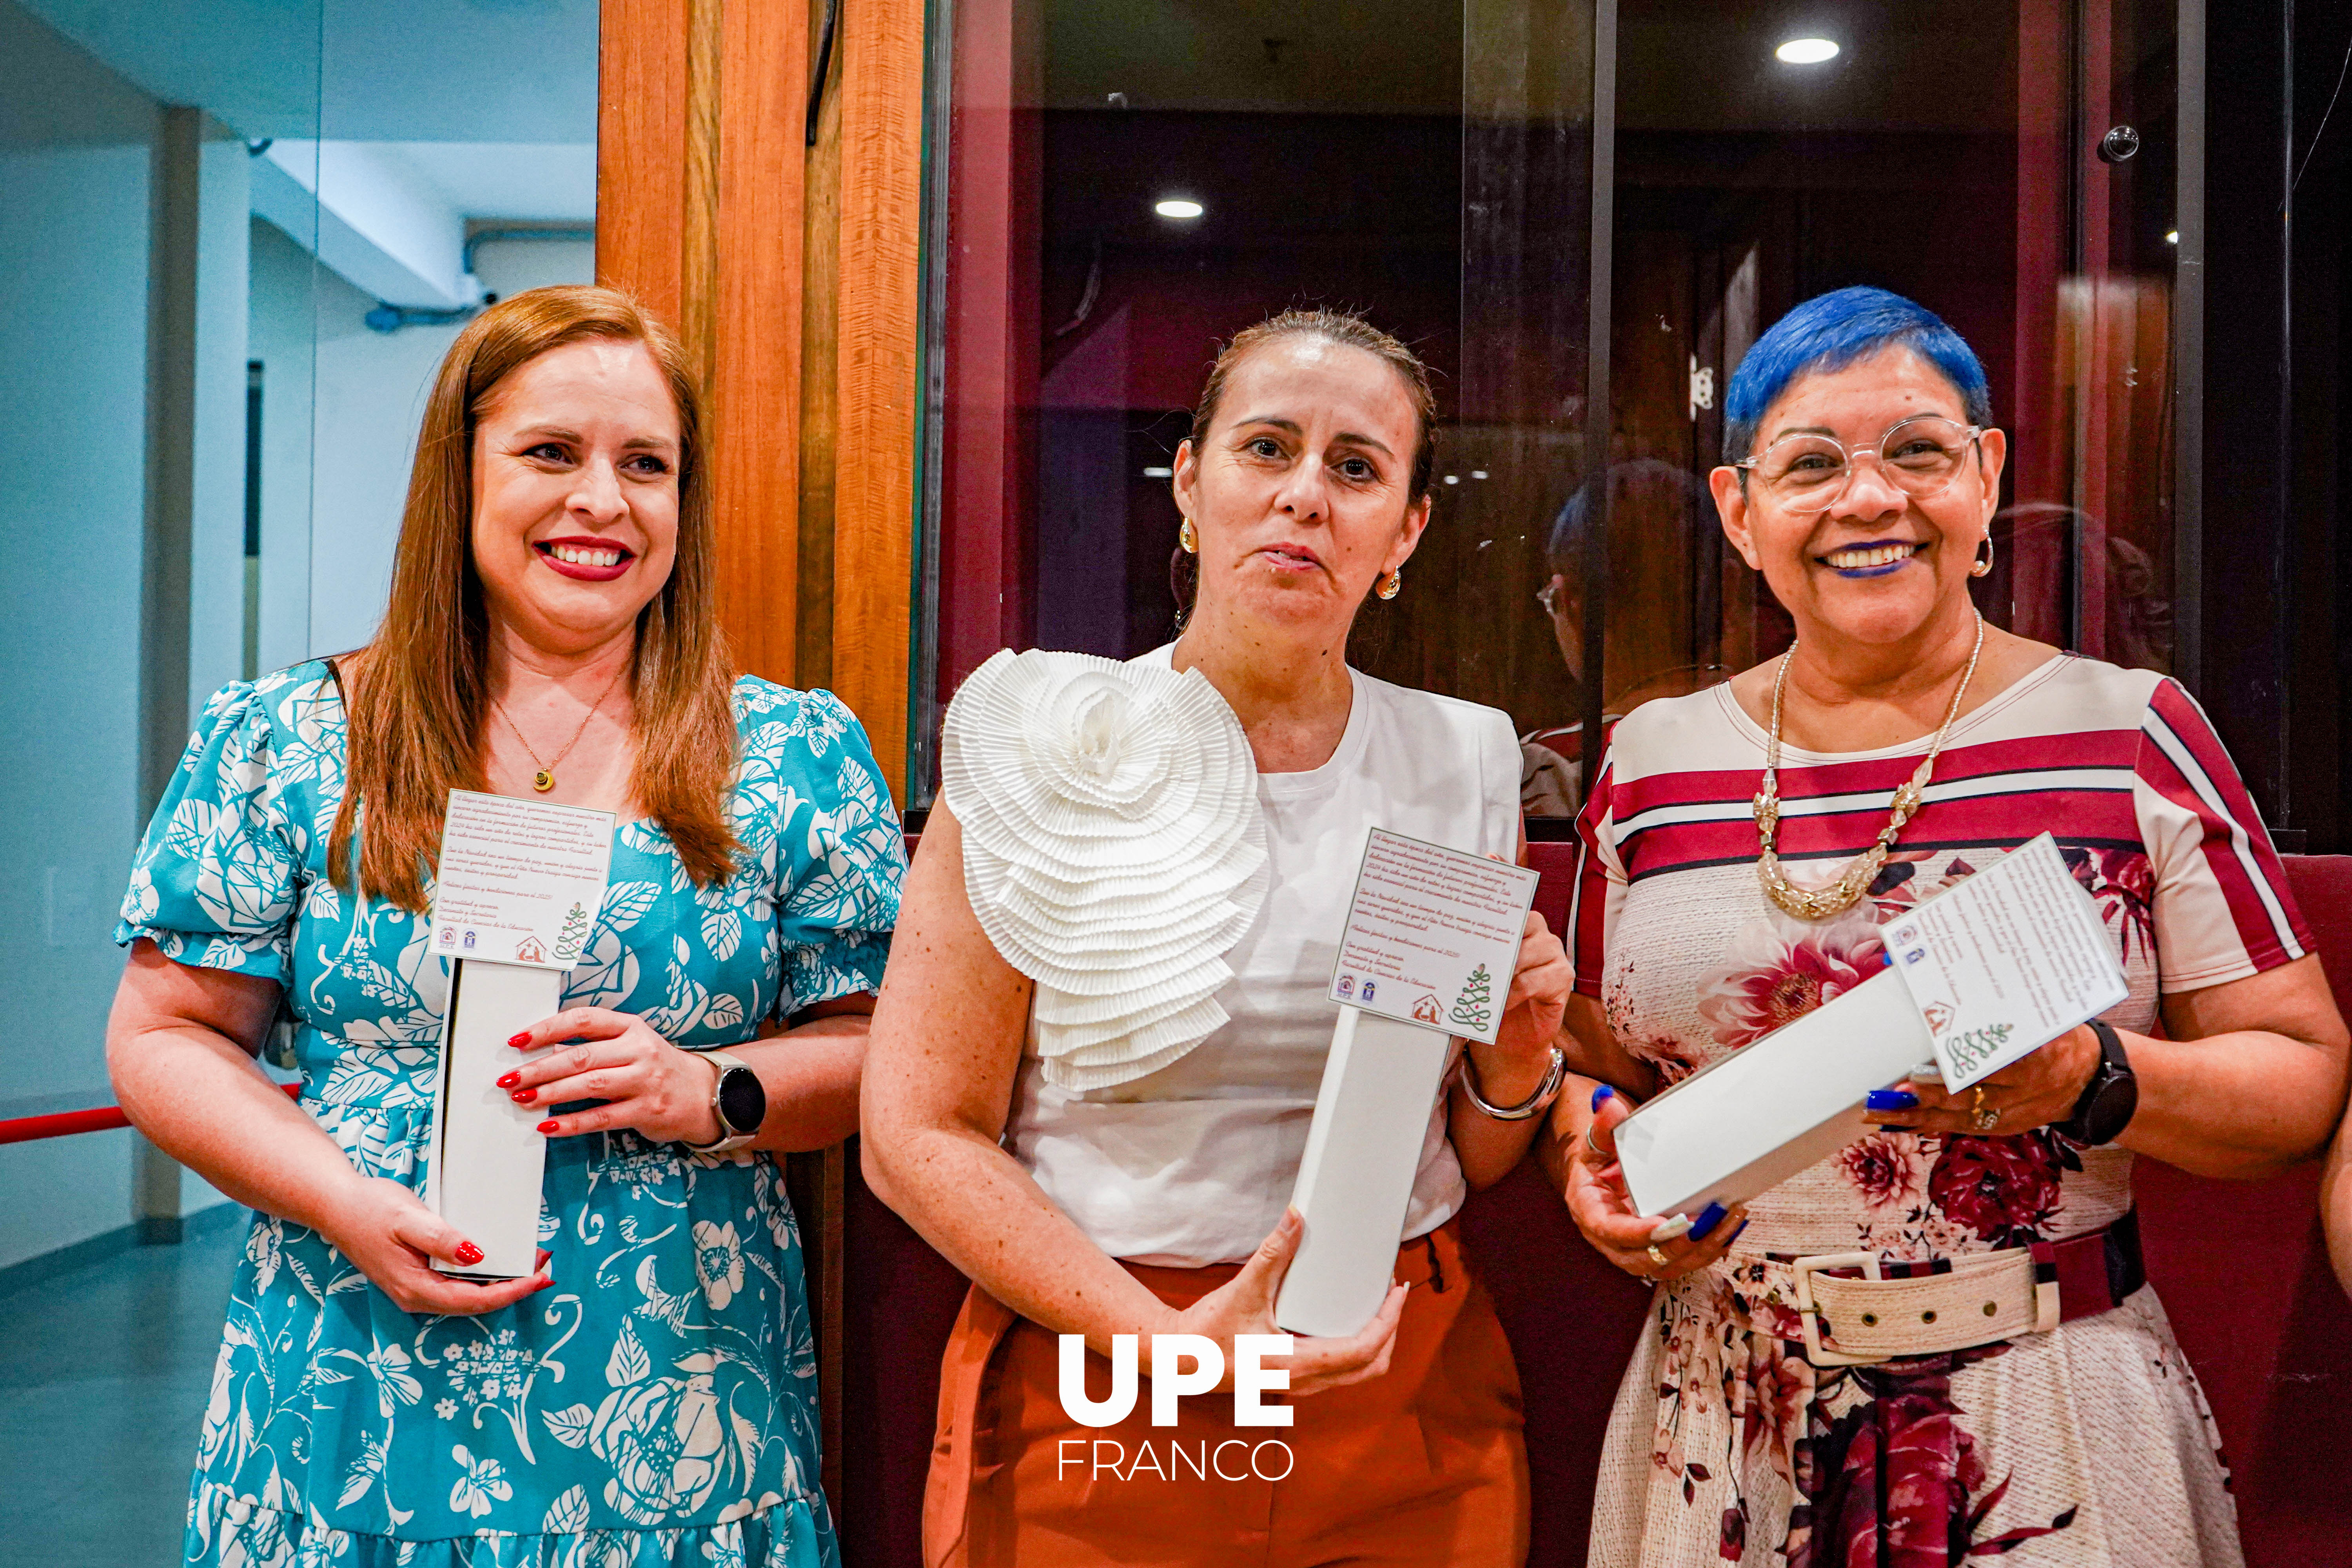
[1793,1248,2061,1367]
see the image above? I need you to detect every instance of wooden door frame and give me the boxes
[596,0,926,1512]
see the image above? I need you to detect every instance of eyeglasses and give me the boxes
[1733,415,1985,514]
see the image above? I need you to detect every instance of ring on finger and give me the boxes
[1971,1085,2002,1133]
[1645,1243,1672,1272]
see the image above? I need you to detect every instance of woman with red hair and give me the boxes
[106,286,901,1566]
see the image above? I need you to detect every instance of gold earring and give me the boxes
[1971,537,1994,578]
[1180,517,1198,555]
[1376,568,1402,600]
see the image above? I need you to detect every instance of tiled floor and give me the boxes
[0,1207,242,1566]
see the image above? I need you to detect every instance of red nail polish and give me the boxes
[508,1032,532,1047]
[510,1089,535,1104]
[536,1119,559,1134]
[534,1276,555,1292]
[495,1072,520,1090]
[453,1242,483,1266]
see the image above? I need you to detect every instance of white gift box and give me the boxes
[1613,967,1934,1220]
[423,959,563,1280]
[1614,834,2128,1220]
[1276,1007,1455,1338]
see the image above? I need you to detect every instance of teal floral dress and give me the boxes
[115,661,906,1568]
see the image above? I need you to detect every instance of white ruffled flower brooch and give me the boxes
[941,649,1269,1091]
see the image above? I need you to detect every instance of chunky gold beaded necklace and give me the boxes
[1752,612,1985,920]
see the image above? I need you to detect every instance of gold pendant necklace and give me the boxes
[1753,613,1985,920]
[492,670,624,794]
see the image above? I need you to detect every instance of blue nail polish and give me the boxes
[1865,1089,1919,1113]
[1590,1084,1615,1112]
[1688,1201,1728,1241]
[1729,1219,1751,1243]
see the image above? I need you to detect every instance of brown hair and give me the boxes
[328,285,739,912]
[1189,307,1439,499]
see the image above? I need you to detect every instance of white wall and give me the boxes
[302,236,595,656]
[0,0,157,1271]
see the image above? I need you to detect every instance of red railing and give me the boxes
[0,1080,303,1146]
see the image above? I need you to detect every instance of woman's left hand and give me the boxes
[499,1007,723,1145]
[1867,1023,2102,1138]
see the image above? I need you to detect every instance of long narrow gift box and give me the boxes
[423,959,563,1280]
[1613,967,1934,1221]
[1277,1006,1455,1338]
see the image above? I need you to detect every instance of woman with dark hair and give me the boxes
[864,308,1575,1566]
[106,285,903,1566]
[1547,285,2348,1565]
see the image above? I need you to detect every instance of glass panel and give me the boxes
[305,0,600,655]
[0,2,598,1537]
[1447,0,1598,818]
[920,0,1468,808]
[1605,0,2180,734]
[918,0,2182,814]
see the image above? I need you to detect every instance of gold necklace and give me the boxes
[1752,612,1985,920]
[491,671,624,793]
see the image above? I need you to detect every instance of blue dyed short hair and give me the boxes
[1722,286,1991,463]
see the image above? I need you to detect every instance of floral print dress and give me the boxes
[116,662,906,1568]
[1566,656,2313,1567]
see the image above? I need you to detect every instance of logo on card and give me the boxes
[462,930,477,950]
[514,935,548,964]
[1336,975,1356,998]
[1359,981,1376,1002]
[439,927,455,947]
[1923,1001,1955,1035]
[1889,923,1920,947]
[1412,994,1442,1024]
[1904,947,1928,965]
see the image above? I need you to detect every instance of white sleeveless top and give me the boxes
[1003,646,1522,1266]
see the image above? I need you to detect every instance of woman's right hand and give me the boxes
[1165,1208,1409,1397]
[1565,1089,1746,1282]
[320,1176,552,1317]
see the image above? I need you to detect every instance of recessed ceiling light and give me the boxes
[1775,37,1839,64]
[2165,230,2180,245]
[1154,198,1204,220]
[1444,474,1460,485]
[1470,470,1489,479]
[1142,465,1174,478]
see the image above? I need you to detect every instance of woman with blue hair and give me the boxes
[1542,286,2347,1564]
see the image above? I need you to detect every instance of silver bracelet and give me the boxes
[1461,1045,1568,1122]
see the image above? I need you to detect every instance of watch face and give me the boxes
[2086,1074,2139,1145]
[716,1066,767,1136]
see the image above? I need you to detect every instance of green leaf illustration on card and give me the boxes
[1449,963,1494,1033]
[553,901,590,963]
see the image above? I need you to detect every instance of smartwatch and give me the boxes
[684,1050,766,1154]
[2054,1020,2137,1146]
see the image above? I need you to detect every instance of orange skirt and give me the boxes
[923,1220,1529,1568]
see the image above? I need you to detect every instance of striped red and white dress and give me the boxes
[1570,653,2311,1568]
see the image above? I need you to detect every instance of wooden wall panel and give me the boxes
[796,0,845,693]
[599,0,921,1517]
[596,0,692,325]
[708,0,809,683]
[830,0,926,802]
